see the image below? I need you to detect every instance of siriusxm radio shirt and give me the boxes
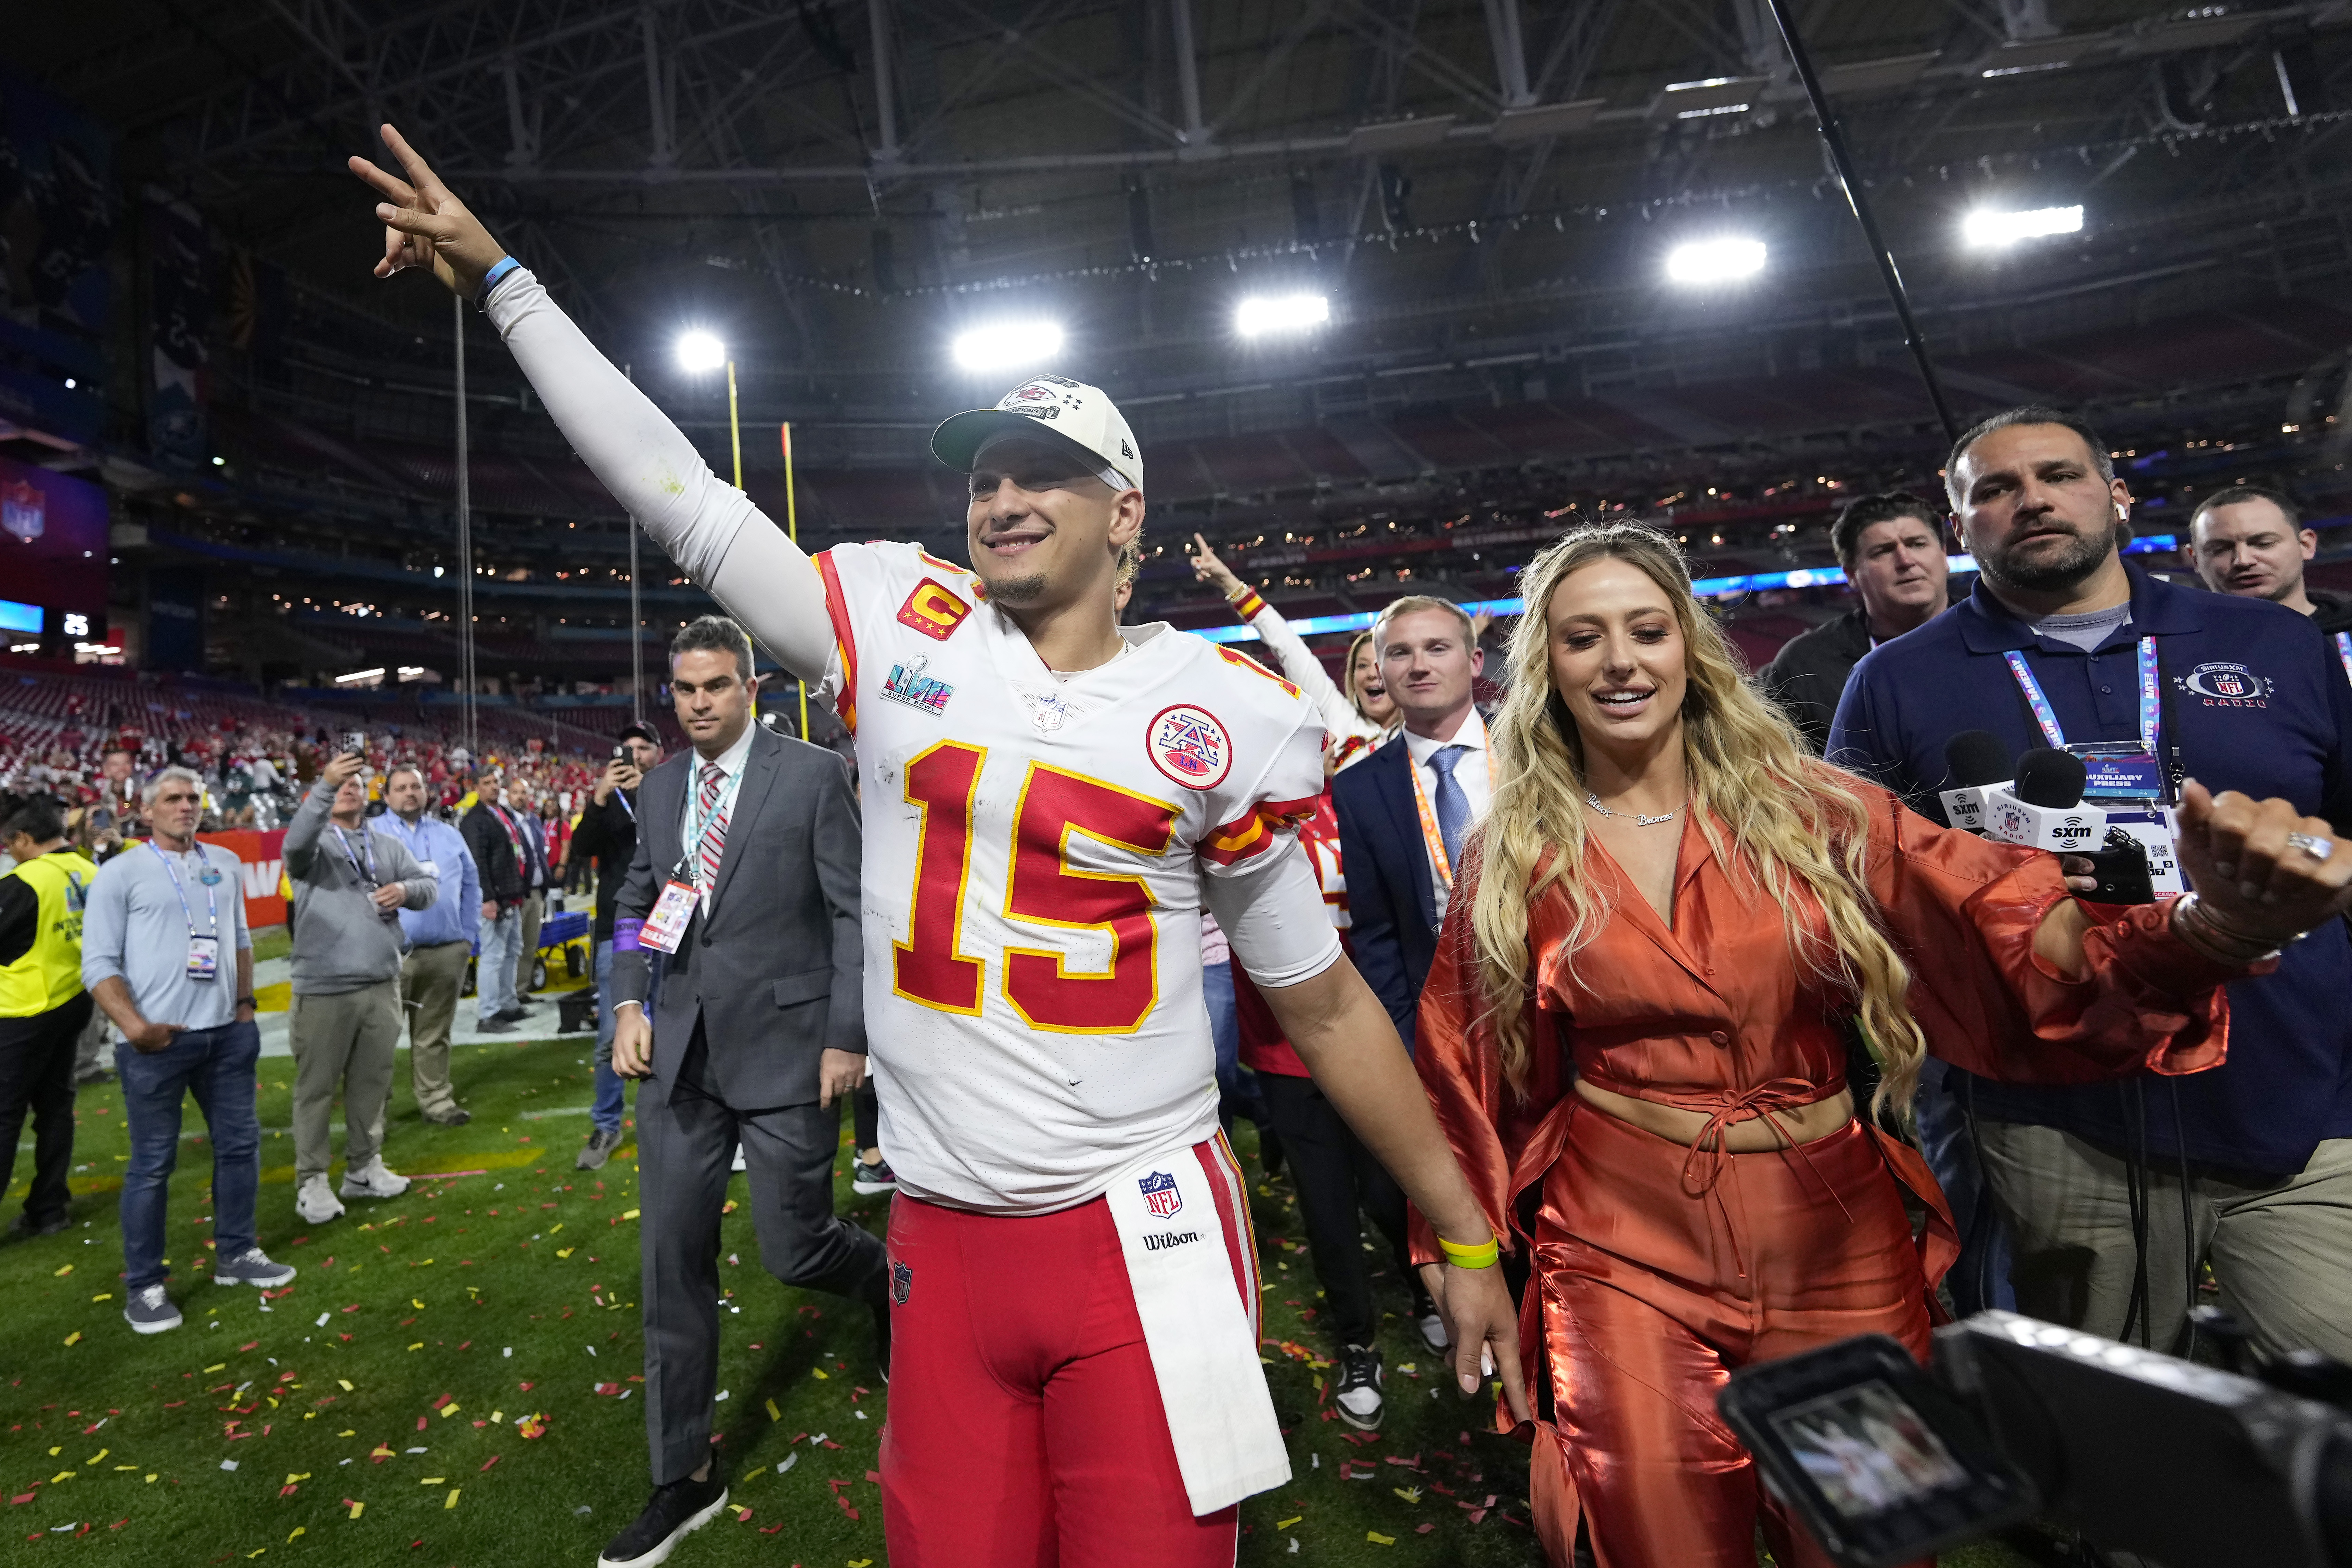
[1829,567,2352,1175]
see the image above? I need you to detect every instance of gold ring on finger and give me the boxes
[2285,831,2334,862]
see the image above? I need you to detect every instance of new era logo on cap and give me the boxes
[932,375,1144,492]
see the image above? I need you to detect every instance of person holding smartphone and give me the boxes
[284,751,438,1224]
[571,721,661,1169]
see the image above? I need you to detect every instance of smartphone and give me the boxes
[341,730,367,758]
[612,745,628,760]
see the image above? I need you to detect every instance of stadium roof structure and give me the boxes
[18,1,2352,679]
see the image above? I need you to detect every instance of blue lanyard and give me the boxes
[2336,632,2352,686]
[2002,637,2160,755]
[330,824,380,887]
[147,841,219,939]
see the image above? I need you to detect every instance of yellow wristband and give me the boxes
[1438,1235,1500,1269]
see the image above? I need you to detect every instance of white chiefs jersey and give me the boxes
[815,541,1332,1214]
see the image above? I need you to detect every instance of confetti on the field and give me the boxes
[53,1264,72,1277]
[776,1454,797,1474]
[1276,1516,1302,1529]
[1367,1531,1395,1546]
[286,1527,305,1543]
[220,1461,238,1472]
[445,1488,461,1510]
[62,1332,79,1347]
[346,1502,363,1519]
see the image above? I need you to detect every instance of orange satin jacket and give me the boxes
[1413,778,2242,1266]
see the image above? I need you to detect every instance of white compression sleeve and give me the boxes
[1203,838,1345,990]
[483,269,835,681]
[1248,604,1383,747]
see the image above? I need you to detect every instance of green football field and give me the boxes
[2,1031,2034,1566]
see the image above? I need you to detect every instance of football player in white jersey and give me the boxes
[352,127,1525,1568]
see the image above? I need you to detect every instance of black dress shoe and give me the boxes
[496,1005,533,1022]
[596,1460,727,1568]
[11,1211,70,1238]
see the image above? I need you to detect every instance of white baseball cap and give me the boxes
[931,375,1143,493]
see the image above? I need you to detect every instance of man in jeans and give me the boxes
[504,773,552,1003]
[381,763,480,1126]
[285,751,437,1225]
[462,770,529,1032]
[82,766,294,1333]
[569,722,659,1170]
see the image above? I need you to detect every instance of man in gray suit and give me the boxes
[599,615,884,1568]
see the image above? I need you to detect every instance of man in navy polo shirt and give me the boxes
[1831,405,2352,1362]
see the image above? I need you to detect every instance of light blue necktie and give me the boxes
[1428,744,1471,873]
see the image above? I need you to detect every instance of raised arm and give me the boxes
[1191,533,1377,744]
[350,124,833,681]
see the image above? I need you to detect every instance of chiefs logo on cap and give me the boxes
[897,579,974,642]
[1006,384,1056,403]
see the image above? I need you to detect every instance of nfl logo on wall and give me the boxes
[1146,704,1233,791]
[1138,1170,1183,1219]
[1,479,43,543]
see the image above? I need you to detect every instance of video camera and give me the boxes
[1718,1311,2352,1568]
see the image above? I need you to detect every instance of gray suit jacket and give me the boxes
[611,723,864,1109]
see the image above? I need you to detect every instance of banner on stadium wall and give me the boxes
[196,827,287,930]
[143,187,214,466]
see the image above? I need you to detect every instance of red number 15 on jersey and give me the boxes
[893,741,1180,1034]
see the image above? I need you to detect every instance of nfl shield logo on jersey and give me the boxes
[1146,704,1234,790]
[1,479,43,543]
[1138,1170,1183,1219]
[890,1257,914,1305]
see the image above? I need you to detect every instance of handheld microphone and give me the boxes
[1984,749,2103,852]
[1938,730,2013,835]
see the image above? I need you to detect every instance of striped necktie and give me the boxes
[695,762,731,893]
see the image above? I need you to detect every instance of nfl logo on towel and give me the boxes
[1138,1170,1182,1219]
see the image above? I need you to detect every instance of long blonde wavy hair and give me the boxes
[1467,522,1929,1121]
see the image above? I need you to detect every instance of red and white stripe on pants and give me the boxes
[879,1133,1260,1568]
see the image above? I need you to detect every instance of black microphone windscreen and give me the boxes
[1943,730,2013,790]
[2015,747,2089,809]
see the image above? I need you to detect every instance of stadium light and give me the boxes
[1235,293,1330,337]
[1665,238,1767,285]
[675,330,727,373]
[951,321,1065,371]
[1963,205,2085,247]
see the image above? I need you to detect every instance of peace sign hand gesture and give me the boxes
[347,123,507,298]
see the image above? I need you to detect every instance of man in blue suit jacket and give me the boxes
[1331,596,1492,1052]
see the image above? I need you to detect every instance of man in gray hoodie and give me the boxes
[286,751,436,1224]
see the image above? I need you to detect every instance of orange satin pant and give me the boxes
[1532,1100,1936,1568]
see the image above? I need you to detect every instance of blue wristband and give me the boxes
[476,256,521,309]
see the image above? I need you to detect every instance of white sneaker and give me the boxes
[295,1175,346,1225]
[339,1157,412,1200]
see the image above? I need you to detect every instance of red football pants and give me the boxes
[879,1136,1256,1568]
